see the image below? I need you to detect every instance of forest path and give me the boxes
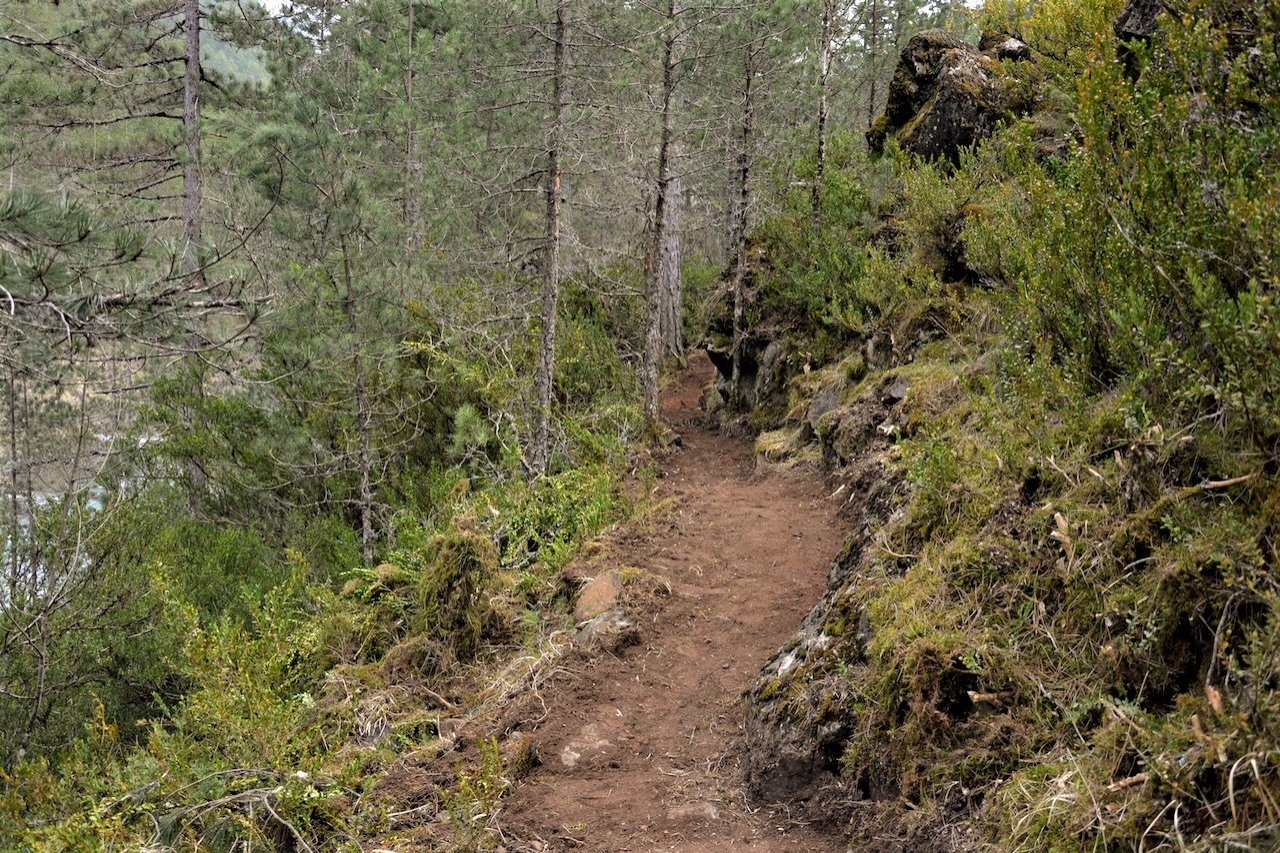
[501,357,847,852]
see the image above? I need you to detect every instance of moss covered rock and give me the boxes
[868,30,1035,164]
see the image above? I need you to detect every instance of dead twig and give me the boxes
[1107,773,1150,793]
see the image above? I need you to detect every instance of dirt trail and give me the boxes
[502,358,847,852]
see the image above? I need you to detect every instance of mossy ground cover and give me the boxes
[753,288,1279,848]
[846,334,1276,849]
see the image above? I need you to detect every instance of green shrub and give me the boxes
[968,0,1280,457]
[416,523,498,661]
[753,134,908,356]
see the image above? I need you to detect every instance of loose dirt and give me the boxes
[500,358,848,852]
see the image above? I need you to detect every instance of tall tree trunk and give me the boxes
[659,165,683,357]
[812,0,833,223]
[6,377,19,593]
[182,0,202,279]
[866,0,880,131]
[21,384,34,592]
[531,0,567,474]
[729,45,755,409]
[356,370,373,567]
[340,237,375,567]
[403,0,421,257]
[642,0,681,424]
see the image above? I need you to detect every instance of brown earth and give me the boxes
[499,357,848,852]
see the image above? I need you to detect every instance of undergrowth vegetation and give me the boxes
[4,0,1276,849]
[743,0,1280,849]
[0,280,647,850]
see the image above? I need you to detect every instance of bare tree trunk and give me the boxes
[182,0,202,279]
[6,377,18,592]
[812,0,833,223]
[340,237,374,567]
[866,0,880,131]
[403,0,421,257]
[531,0,567,474]
[356,382,373,567]
[20,383,33,589]
[659,165,683,357]
[729,45,755,409]
[21,625,48,755]
[642,0,681,426]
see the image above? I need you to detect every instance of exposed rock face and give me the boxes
[754,341,791,415]
[1114,0,1164,73]
[573,569,624,623]
[978,31,1032,61]
[868,30,967,153]
[705,327,790,418]
[1114,0,1163,44]
[806,379,843,433]
[867,30,1035,164]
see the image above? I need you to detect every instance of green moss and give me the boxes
[758,678,784,703]
[821,611,856,639]
[870,112,889,137]
[840,353,867,384]
[416,523,498,662]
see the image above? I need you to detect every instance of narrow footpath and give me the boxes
[502,358,847,852]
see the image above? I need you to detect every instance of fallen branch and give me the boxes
[422,686,456,711]
[1144,471,1262,519]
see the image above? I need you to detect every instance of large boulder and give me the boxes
[867,30,1034,164]
[1113,0,1163,44]
[1114,0,1164,73]
[871,30,968,139]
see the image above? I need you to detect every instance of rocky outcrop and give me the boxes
[1114,0,1164,73]
[978,31,1032,61]
[704,334,794,424]
[867,30,1035,164]
[1113,0,1163,44]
